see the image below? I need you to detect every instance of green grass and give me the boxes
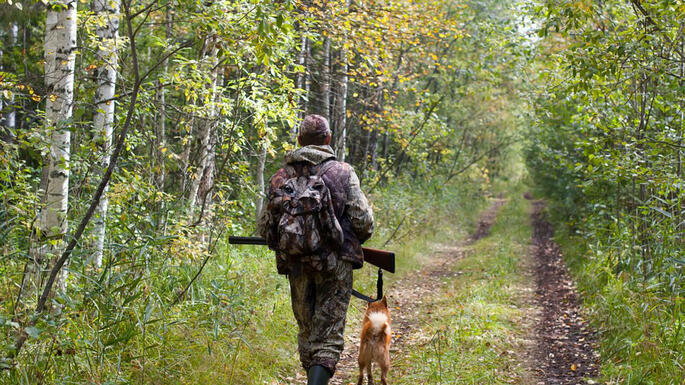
[554,225,685,385]
[116,178,487,385]
[1,174,491,384]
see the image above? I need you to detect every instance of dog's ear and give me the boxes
[381,295,387,307]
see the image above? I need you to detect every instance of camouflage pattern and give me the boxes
[270,162,344,272]
[289,259,353,374]
[298,114,331,140]
[258,145,374,274]
[257,144,374,375]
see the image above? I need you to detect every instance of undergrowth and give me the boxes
[554,224,685,385]
[1,175,487,384]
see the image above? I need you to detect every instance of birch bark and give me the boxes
[295,34,309,134]
[2,23,19,130]
[334,21,350,161]
[320,37,331,120]
[255,140,268,220]
[187,47,219,214]
[92,0,120,268]
[40,0,78,291]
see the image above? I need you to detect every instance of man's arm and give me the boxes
[345,168,374,243]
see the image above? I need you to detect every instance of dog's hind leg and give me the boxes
[379,358,389,385]
[367,362,374,385]
[357,362,367,385]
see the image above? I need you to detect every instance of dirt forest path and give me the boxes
[331,198,507,385]
[325,195,599,385]
[529,199,599,384]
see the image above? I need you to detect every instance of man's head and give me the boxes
[298,114,331,146]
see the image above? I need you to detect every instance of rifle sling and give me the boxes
[351,268,384,303]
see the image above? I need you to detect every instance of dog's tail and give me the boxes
[367,312,389,332]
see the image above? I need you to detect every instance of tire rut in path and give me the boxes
[330,198,507,385]
[529,199,599,385]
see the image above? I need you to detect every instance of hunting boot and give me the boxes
[307,365,331,385]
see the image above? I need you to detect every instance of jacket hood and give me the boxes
[284,145,336,165]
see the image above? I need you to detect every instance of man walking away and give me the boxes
[257,114,374,384]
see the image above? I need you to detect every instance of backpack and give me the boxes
[273,161,344,259]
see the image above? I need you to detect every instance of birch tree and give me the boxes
[1,23,19,130]
[255,139,268,220]
[333,0,351,161]
[187,45,220,215]
[38,0,78,290]
[92,0,120,268]
[319,37,331,120]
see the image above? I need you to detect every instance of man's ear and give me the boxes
[324,134,332,145]
[297,135,303,146]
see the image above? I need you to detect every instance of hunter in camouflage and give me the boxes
[257,114,374,383]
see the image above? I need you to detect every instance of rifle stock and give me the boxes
[228,236,395,273]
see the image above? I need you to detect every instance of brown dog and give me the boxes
[357,296,391,385]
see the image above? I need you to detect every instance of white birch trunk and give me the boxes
[255,140,268,221]
[188,50,219,215]
[1,23,18,130]
[334,37,350,160]
[92,0,120,268]
[320,37,331,120]
[7,23,18,128]
[295,33,308,135]
[40,0,78,291]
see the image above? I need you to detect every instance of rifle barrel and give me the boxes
[228,236,267,245]
[228,236,395,273]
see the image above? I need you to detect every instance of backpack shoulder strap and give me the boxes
[284,164,298,178]
[315,159,336,177]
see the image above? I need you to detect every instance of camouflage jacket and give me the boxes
[257,145,374,275]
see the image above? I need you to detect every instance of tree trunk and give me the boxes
[381,131,389,160]
[188,48,220,215]
[370,83,383,170]
[38,0,78,291]
[155,5,172,191]
[334,2,350,161]
[295,33,309,132]
[92,0,120,269]
[197,89,219,212]
[255,140,268,221]
[2,23,19,130]
[333,51,348,161]
[369,128,378,171]
[320,37,331,120]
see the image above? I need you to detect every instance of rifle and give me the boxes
[228,236,395,273]
[228,236,395,302]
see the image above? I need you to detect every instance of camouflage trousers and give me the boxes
[288,260,353,375]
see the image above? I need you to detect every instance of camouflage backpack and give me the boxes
[272,161,344,261]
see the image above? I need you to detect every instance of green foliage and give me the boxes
[0,0,527,381]
[526,0,685,382]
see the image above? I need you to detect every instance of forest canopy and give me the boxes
[1,0,683,383]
